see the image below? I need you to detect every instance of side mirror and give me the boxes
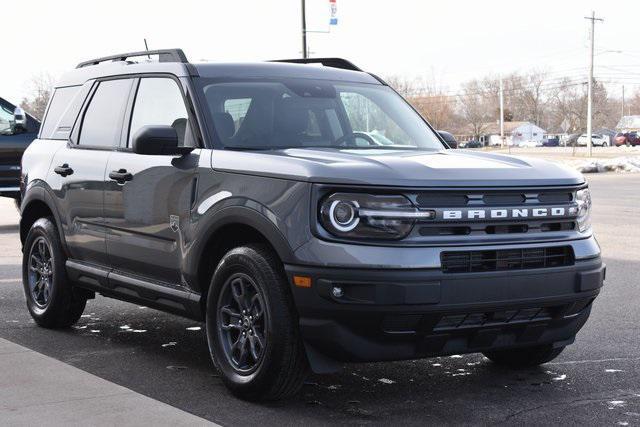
[131,125,193,155]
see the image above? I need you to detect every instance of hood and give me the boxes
[211,148,585,187]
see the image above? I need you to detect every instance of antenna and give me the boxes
[144,38,151,59]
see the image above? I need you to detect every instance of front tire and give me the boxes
[483,344,564,368]
[22,217,86,328]
[206,244,308,401]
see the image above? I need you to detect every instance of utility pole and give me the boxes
[622,85,625,119]
[499,76,505,148]
[585,11,603,157]
[301,0,308,58]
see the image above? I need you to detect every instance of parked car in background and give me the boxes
[614,132,640,147]
[577,134,609,147]
[437,130,458,148]
[463,140,482,148]
[518,140,543,148]
[542,137,560,147]
[0,97,40,205]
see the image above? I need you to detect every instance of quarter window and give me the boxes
[129,78,190,146]
[79,79,132,147]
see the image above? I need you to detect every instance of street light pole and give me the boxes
[585,11,603,158]
[622,85,625,119]
[301,0,308,59]
[499,76,505,148]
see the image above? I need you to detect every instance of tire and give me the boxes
[602,142,608,147]
[483,344,564,368]
[22,217,86,328]
[206,244,308,401]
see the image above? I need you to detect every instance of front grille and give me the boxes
[414,189,574,208]
[440,246,574,273]
[406,187,580,242]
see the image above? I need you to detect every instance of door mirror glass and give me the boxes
[131,125,192,155]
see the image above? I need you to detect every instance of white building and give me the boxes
[480,121,547,146]
[616,115,640,133]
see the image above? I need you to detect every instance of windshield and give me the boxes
[197,78,444,150]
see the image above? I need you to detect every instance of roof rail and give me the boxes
[270,57,361,72]
[76,49,188,69]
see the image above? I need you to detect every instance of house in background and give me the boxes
[616,115,640,133]
[477,121,546,146]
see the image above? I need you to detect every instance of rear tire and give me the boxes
[483,344,564,368]
[22,217,86,328]
[206,244,308,401]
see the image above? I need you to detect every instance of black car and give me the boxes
[542,137,560,147]
[464,140,482,148]
[437,130,458,148]
[0,97,40,203]
[19,49,604,401]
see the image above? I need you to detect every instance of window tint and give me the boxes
[40,86,81,139]
[129,78,189,146]
[79,79,132,147]
[223,98,251,134]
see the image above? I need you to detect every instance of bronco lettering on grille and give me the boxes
[440,207,573,221]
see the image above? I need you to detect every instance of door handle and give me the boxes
[109,169,133,184]
[54,164,73,177]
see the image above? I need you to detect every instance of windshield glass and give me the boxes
[197,78,444,150]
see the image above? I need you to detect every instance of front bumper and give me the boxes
[285,241,604,372]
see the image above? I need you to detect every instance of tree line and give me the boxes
[386,72,640,139]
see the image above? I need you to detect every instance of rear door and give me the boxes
[49,78,133,266]
[104,76,200,285]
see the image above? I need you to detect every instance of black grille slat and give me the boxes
[441,246,574,273]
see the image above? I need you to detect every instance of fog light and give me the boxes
[332,286,344,298]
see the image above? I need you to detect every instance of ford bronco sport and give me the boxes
[20,49,605,401]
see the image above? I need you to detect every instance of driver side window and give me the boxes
[129,78,191,147]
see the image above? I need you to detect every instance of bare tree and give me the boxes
[20,73,56,120]
[459,80,493,140]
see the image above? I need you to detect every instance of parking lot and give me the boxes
[1,172,639,426]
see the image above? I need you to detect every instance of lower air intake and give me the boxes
[441,246,574,273]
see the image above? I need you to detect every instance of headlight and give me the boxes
[575,188,592,232]
[319,193,434,240]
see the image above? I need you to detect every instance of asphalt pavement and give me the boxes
[1,173,639,426]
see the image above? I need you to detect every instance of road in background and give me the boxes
[0,173,639,425]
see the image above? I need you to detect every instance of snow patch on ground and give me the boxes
[552,156,640,173]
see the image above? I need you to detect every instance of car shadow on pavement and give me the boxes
[0,224,19,234]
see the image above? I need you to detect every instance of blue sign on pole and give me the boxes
[329,0,338,25]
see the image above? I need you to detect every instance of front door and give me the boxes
[104,77,199,285]
[49,78,133,266]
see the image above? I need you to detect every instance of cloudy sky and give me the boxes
[2,0,639,104]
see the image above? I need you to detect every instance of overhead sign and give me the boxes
[329,0,338,25]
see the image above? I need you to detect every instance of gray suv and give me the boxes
[20,49,605,401]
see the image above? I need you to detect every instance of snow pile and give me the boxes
[554,156,640,173]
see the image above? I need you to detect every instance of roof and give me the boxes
[616,115,640,131]
[193,62,379,84]
[56,60,379,88]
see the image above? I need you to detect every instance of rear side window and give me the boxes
[128,78,190,146]
[40,86,82,139]
[79,79,132,147]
